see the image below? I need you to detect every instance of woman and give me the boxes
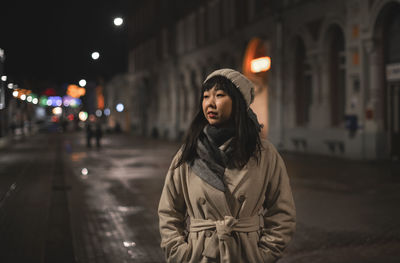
[158,69,296,263]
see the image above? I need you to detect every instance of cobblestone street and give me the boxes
[1,131,400,262]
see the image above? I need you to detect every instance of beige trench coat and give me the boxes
[158,139,296,263]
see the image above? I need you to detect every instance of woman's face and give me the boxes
[202,85,233,127]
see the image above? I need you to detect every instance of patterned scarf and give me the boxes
[190,125,235,192]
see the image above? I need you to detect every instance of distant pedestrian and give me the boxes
[61,118,68,132]
[10,120,16,135]
[85,121,93,148]
[95,120,103,148]
[115,121,122,133]
[158,69,296,262]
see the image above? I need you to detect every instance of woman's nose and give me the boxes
[205,96,216,108]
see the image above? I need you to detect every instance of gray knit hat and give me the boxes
[204,68,263,131]
[204,68,254,108]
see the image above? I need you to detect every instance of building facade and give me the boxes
[105,0,400,159]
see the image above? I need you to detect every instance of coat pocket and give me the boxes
[257,246,277,263]
[169,242,190,263]
[255,230,276,263]
[183,237,193,262]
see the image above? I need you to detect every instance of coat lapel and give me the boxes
[225,166,250,196]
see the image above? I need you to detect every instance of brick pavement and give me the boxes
[63,132,177,263]
[63,131,400,262]
[0,133,75,263]
[1,131,399,262]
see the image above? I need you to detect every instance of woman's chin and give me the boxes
[207,120,231,128]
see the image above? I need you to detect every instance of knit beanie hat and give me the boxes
[204,68,254,108]
[204,68,263,131]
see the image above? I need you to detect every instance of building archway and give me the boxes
[242,37,270,138]
[373,1,400,157]
[293,36,312,126]
[324,24,346,127]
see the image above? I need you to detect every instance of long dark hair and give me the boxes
[176,75,262,169]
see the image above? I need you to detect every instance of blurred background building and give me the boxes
[103,0,400,160]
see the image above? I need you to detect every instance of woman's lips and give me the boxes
[207,112,217,118]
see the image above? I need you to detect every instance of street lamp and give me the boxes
[116,103,124,112]
[95,109,102,117]
[113,17,123,27]
[91,52,100,60]
[79,79,87,87]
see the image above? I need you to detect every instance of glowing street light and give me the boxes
[79,79,87,87]
[116,103,124,112]
[12,90,18,97]
[79,111,88,121]
[113,17,123,26]
[95,109,102,117]
[91,52,100,60]
[53,107,62,115]
[1,76,6,81]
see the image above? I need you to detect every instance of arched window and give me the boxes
[327,25,346,127]
[235,0,248,27]
[294,37,312,126]
[385,9,400,64]
[383,5,400,155]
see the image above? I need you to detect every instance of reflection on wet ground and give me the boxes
[1,131,399,262]
[64,133,176,262]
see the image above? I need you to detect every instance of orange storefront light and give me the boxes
[250,57,271,73]
[67,84,86,98]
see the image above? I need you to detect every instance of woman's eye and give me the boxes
[203,95,209,99]
[216,93,225,97]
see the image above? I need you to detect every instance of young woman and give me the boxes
[158,69,296,263]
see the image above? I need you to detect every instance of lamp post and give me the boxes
[91,52,100,60]
[79,79,87,87]
[0,49,5,110]
[113,17,123,27]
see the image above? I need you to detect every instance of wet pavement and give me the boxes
[0,131,400,262]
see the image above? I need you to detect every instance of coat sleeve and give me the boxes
[158,151,190,263]
[258,147,296,262]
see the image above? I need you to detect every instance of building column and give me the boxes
[275,20,284,148]
[364,38,381,132]
[363,38,385,158]
[309,51,324,129]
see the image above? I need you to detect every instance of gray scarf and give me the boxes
[190,125,235,192]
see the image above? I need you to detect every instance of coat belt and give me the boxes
[189,215,263,260]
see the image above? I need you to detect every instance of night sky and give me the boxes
[1,1,131,92]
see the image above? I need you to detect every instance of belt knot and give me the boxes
[215,216,238,239]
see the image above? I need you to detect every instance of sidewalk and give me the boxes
[63,131,179,263]
[0,132,75,263]
[63,131,400,262]
[1,130,399,262]
[281,151,400,262]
